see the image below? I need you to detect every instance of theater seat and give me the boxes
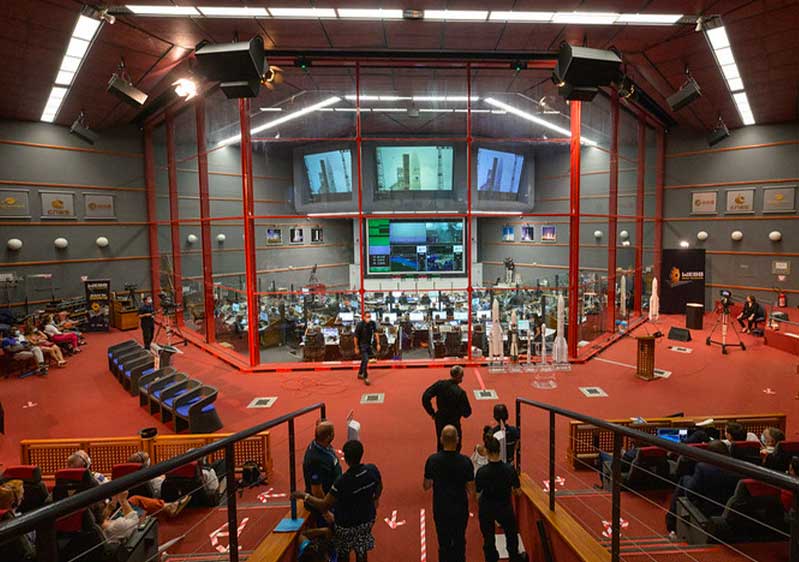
[144,372,188,415]
[604,446,670,490]
[160,461,218,507]
[123,359,157,396]
[0,509,37,560]
[712,479,788,543]
[111,463,155,498]
[56,509,108,562]
[0,465,49,513]
[765,441,799,472]
[159,379,202,424]
[52,468,97,501]
[669,443,708,479]
[137,367,177,407]
[111,348,150,380]
[339,332,355,360]
[107,340,140,372]
[173,385,223,433]
[729,441,762,465]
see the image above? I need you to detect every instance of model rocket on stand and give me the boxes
[488,298,504,360]
[509,310,519,362]
[619,273,628,319]
[649,278,660,322]
[553,294,568,364]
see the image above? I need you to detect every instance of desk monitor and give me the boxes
[409,311,425,323]
[382,313,397,324]
[656,428,688,443]
[432,311,446,321]
[392,291,402,298]
[517,319,530,332]
[339,312,354,323]
[477,310,491,320]
[259,311,269,322]
[231,303,241,313]
[453,310,468,322]
[323,327,339,339]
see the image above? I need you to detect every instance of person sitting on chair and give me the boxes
[737,295,765,334]
[1,327,48,375]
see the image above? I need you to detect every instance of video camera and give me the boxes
[719,289,733,313]
[159,291,179,314]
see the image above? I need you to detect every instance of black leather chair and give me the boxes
[173,385,223,433]
[603,446,670,490]
[161,461,220,507]
[137,367,177,408]
[0,465,49,514]
[159,379,202,424]
[144,372,189,415]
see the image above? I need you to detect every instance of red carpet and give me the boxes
[1,313,797,561]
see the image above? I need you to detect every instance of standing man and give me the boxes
[422,365,472,451]
[423,425,474,562]
[296,440,382,562]
[354,311,380,385]
[302,421,341,527]
[138,295,155,351]
[476,437,525,562]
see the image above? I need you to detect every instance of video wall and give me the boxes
[375,146,454,191]
[303,149,353,194]
[366,218,465,276]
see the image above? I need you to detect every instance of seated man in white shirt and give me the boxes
[101,492,140,544]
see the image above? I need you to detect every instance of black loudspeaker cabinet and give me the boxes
[668,327,692,342]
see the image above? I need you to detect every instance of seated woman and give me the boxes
[1,327,48,375]
[737,295,766,334]
[100,491,189,544]
[25,327,66,367]
[42,314,82,352]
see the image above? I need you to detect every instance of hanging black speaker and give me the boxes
[195,36,265,99]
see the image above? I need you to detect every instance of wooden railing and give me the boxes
[19,431,272,480]
[568,413,786,469]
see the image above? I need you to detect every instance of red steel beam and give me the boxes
[166,116,184,325]
[356,62,366,314]
[195,96,216,344]
[606,92,619,332]
[466,63,473,360]
[567,101,582,360]
[654,127,666,283]
[143,126,161,305]
[634,120,646,315]
[239,98,260,367]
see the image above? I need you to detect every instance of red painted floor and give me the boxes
[1,313,797,561]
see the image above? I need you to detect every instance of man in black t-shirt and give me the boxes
[354,311,380,385]
[302,421,341,526]
[423,425,474,562]
[296,440,382,562]
[138,296,155,350]
[422,365,472,451]
[476,437,525,562]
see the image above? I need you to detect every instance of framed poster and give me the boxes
[501,225,514,242]
[311,227,323,243]
[763,186,796,213]
[84,193,115,219]
[725,189,755,214]
[40,191,76,219]
[541,225,557,242]
[691,191,717,215]
[520,225,535,242]
[290,227,304,244]
[266,228,282,244]
[0,188,31,218]
[661,249,705,314]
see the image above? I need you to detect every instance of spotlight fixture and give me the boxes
[402,9,424,20]
[593,230,603,239]
[187,234,198,244]
[107,59,148,107]
[216,233,226,243]
[679,240,690,248]
[707,116,730,147]
[195,36,266,99]
[96,236,110,248]
[552,43,622,101]
[619,230,629,240]
[69,112,98,145]
[667,71,702,111]
[769,231,782,242]
[173,78,198,100]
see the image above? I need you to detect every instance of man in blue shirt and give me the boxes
[138,296,155,350]
[302,421,341,527]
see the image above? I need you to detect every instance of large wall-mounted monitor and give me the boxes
[366,218,465,276]
[477,148,524,194]
[304,149,353,195]
[375,146,454,192]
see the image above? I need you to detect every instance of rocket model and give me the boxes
[509,310,519,362]
[619,274,628,319]
[540,318,547,364]
[488,298,504,360]
[553,294,568,364]
[649,278,660,322]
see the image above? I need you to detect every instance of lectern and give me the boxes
[636,336,656,381]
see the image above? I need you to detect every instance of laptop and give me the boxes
[656,428,688,443]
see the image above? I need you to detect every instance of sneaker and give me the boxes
[363,377,371,386]
[357,373,365,380]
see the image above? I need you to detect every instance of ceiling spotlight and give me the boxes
[707,116,730,146]
[537,96,560,114]
[667,72,702,111]
[69,111,98,145]
[173,78,197,100]
[107,59,148,107]
[617,75,636,99]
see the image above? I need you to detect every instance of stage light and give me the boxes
[96,236,109,248]
[552,44,622,102]
[769,231,782,242]
[107,60,148,107]
[54,237,69,249]
[195,36,265,98]
[679,240,690,248]
[707,117,730,146]
[173,78,198,100]
[731,230,743,241]
[697,231,709,241]
[667,74,702,111]
[7,238,23,251]
[217,233,226,243]
[69,112,98,145]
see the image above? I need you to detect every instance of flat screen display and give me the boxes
[304,149,353,194]
[376,146,454,191]
[477,148,524,193]
[410,311,425,322]
[366,218,465,276]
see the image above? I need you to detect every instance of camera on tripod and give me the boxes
[159,291,179,314]
[719,289,733,313]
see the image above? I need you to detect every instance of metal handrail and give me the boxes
[515,396,799,562]
[0,401,326,561]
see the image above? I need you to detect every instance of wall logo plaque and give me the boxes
[0,189,30,218]
[84,194,115,219]
[725,189,755,214]
[691,191,717,215]
[763,186,795,213]
[41,191,76,219]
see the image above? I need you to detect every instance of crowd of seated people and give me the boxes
[1,312,86,376]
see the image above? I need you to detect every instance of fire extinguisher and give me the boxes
[777,292,787,308]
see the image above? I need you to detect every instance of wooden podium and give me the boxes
[636,336,656,381]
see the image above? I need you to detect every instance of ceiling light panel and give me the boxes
[706,26,730,50]
[704,23,755,125]
[552,12,619,25]
[424,10,489,21]
[615,14,683,24]
[483,97,596,146]
[337,9,404,19]
[72,16,101,40]
[126,5,200,16]
[489,11,553,22]
[268,7,337,18]
[198,7,268,17]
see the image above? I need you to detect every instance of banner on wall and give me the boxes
[84,193,116,219]
[0,189,30,218]
[660,249,706,314]
[40,191,76,219]
[84,279,111,331]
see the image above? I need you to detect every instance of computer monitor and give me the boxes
[517,319,530,332]
[323,327,339,339]
[339,312,354,323]
[432,311,447,321]
[392,291,402,298]
[428,291,440,300]
[409,311,425,323]
[259,311,269,322]
[382,313,397,324]
[477,310,491,320]
[656,428,688,443]
[453,310,468,322]
[231,302,241,313]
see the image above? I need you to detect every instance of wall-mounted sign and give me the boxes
[311,227,323,243]
[725,188,755,214]
[290,227,304,244]
[541,225,557,242]
[772,260,791,275]
[40,191,76,219]
[691,191,717,215]
[84,193,115,219]
[0,189,30,218]
[763,186,796,213]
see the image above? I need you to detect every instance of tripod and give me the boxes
[154,308,188,347]
[706,306,746,355]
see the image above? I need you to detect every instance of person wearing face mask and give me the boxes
[1,327,47,375]
[761,427,788,470]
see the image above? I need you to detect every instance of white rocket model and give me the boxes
[649,277,660,322]
[619,274,628,318]
[509,310,519,362]
[553,294,568,364]
[540,318,547,364]
[488,298,504,360]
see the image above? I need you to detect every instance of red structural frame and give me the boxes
[142,58,667,372]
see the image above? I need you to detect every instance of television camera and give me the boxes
[719,289,733,313]
[707,289,744,354]
[158,291,180,315]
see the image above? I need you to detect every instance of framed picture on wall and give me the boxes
[763,186,796,213]
[725,188,755,214]
[501,225,514,242]
[520,225,534,242]
[84,193,115,219]
[541,225,557,242]
[311,227,323,243]
[40,191,76,219]
[266,228,282,244]
[0,188,31,218]
[290,227,304,244]
[691,191,717,215]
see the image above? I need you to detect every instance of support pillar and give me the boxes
[634,121,646,315]
[143,127,161,305]
[239,99,260,366]
[654,128,666,283]
[195,97,216,343]
[567,101,582,360]
[166,116,184,324]
[606,93,619,331]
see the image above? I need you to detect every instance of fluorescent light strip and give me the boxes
[706,26,730,50]
[615,14,683,24]
[704,24,755,125]
[420,108,453,113]
[54,70,75,86]
[337,8,404,19]
[216,96,341,147]
[126,5,199,16]
[489,11,553,22]
[268,7,337,18]
[41,87,68,123]
[198,7,268,17]
[483,97,597,146]
[424,10,488,21]
[552,12,619,25]
[259,107,283,112]
[371,107,407,112]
